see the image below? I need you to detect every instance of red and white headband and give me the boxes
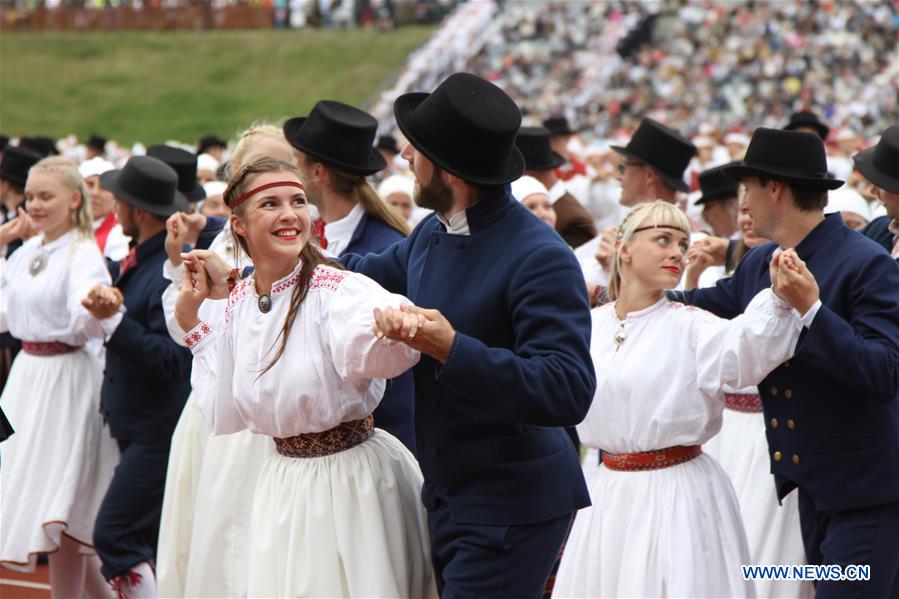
[229,181,305,209]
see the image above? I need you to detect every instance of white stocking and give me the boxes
[123,562,157,599]
[83,552,116,599]
[48,535,86,599]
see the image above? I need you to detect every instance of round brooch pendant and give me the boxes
[29,252,48,276]
[257,293,272,314]
[614,329,627,347]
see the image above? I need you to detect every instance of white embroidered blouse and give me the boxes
[186,261,420,437]
[577,290,809,454]
[0,230,121,344]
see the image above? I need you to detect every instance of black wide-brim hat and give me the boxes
[853,125,899,194]
[784,111,830,141]
[394,72,525,186]
[147,144,206,202]
[611,118,695,193]
[515,126,565,171]
[543,116,577,137]
[284,100,386,176]
[0,145,43,186]
[376,134,400,154]
[100,156,188,218]
[696,162,741,205]
[723,128,844,191]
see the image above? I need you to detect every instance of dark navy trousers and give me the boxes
[425,495,572,598]
[798,488,899,598]
[93,440,170,580]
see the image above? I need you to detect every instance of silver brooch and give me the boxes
[29,252,48,276]
[614,326,627,351]
[258,294,272,314]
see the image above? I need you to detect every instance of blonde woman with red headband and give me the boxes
[174,157,435,597]
[553,201,821,598]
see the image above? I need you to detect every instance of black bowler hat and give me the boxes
[611,118,696,193]
[0,146,43,186]
[784,111,830,141]
[853,125,899,194]
[100,156,188,218]
[197,134,227,155]
[376,134,399,154]
[696,163,741,205]
[394,72,525,186]
[543,116,577,137]
[19,136,55,157]
[723,128,844,190]
[147,144,206,202]
[515,127,565,171]
[284,101,386,176]
[87,134,107,153]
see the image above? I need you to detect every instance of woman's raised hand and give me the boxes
[373,304,456,364]
[175,258,211,333]
[181,249,232,300]
[81,284,124,320]
[0,208,35,247]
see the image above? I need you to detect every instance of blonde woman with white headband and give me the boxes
[553,201,822,598]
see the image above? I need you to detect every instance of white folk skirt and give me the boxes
[156,393,209,596]
[705,409,813,598]
[247,429,437,598]
[0,349,119,571]
[553,453,755,598]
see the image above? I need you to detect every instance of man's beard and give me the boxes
[414,170,453,214]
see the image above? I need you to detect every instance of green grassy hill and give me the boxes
[0,27,434,145]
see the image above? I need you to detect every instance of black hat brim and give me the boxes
[696,191,738,205]
[283,117,387,176]
[183,184,206,202]
[100,170,189,218]
[853,148,899,195]
[0,166,27,186]
[526,151,566,171]
[610,145,691,193]
[394,92,525,186]
[722,164,844,190]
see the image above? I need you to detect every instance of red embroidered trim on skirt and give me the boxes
[274,415,374,458]
[21,341,81,356]
[602,444,702,471]
[724,392,763,413]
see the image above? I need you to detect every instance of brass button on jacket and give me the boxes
[792,454,801,464]
[773,451,783,462]
[787,419,796,430]
[770,418,779,429]
[770,386,778,397]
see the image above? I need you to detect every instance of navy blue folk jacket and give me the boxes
[341,213,416,453]
[101,231,192,445]
[674,214,899,511]
[342,187,595,526]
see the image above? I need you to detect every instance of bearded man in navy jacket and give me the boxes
[673,129,899,598]
[342,73,596,598]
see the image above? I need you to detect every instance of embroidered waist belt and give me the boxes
[274,415,374,458]
[602,444,702,471]
[21,341,81,356]
[724,393,763,413]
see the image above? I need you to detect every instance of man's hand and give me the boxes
[595,226,617,270]
[181,249,232,300]
[165,213,190,267]
[772,249,819,315]
[373,304,456,364]
[688,236,728,266]
[81,284,124,320]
